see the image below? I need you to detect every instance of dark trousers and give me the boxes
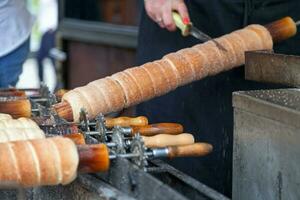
[0,38,30,88]
[136,0,300,197]
[37,30,56,82]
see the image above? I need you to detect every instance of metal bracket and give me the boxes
[95,114,107,143]
[130,134,148,170]
[245,51,300,87]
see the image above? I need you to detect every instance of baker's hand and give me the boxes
[144,0,190,31]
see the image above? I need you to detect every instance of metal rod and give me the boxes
[31,98,49,102]
[106,142,117,147]
[296,20,300,26]
[85,130,113,135]
[85,131,100,135]
[109,153,139,159]
[87,122,96,126]
[109,152,153,159]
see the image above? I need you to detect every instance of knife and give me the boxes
[172,12,227,52]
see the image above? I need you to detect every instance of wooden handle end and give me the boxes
[143,133,194,148]
[132,123,183,136]
[52,101,74,122]
[77,144,110,174]
[63,133,85,145]
[265,17,297,43]
[105,116,148,128]
[0,98,31,118]
[168,143,213,159]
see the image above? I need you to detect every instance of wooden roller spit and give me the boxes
[0,137,212,188]
[0,97,31,119]
[0,113,12,120]
[53,17,298,122]
[142,133,194,148]
[77,144,110,174]
[0,128,45,143]
[63,133,86,145]
[0,137,107,188]
[131,123,184,136]
[0,137,79,188]
[0,129,84,144]
[0,118,40,129]
[105,116,148,128]
[167,143,213,159]
[0,137,98,188]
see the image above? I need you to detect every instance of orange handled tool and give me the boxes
[142,133,194,148]
[167,143,213,158]
[77,144,110,173]
[131,123,183,136]
[105,116,148,128]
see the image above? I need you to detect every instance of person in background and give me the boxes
[136,0,300,197]
[36,0,58,85]
[0,0,34,88]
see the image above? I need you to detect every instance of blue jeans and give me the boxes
[0,38,30,88]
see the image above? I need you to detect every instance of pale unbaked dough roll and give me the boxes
[246,25,273,49]
[75,85,107,117]
[49,137,79,185]
[126,67,156,101]
[0,113,12,120]
[88,79,115,113]
[111,71,143,107]
[0,137,79,188]
[30,138,61,185]
[0,143,19,187]
[72,89,93,117]
[89,77,126,113]
[62,90,87,123]
[235,29,264,51]
[0,128,45,143]
[0,118,40,129]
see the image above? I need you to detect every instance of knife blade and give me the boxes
[189,26,227,52]
[172,12,227,52]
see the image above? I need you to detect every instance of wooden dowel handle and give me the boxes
[0,98,31,119]
[167,143,213,158]
[105,116,148,128]
[63,133,85,145]
[77,144,110,173]
[142,133,194,148]
[52,101,74,122]
[132,123,183,136]
[265,17,297,43]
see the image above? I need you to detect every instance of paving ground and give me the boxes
[16,58,56,92]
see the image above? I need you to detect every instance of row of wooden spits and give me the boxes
[0,112,212,188]
[0,88,212,154]
[0,88,67,118]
